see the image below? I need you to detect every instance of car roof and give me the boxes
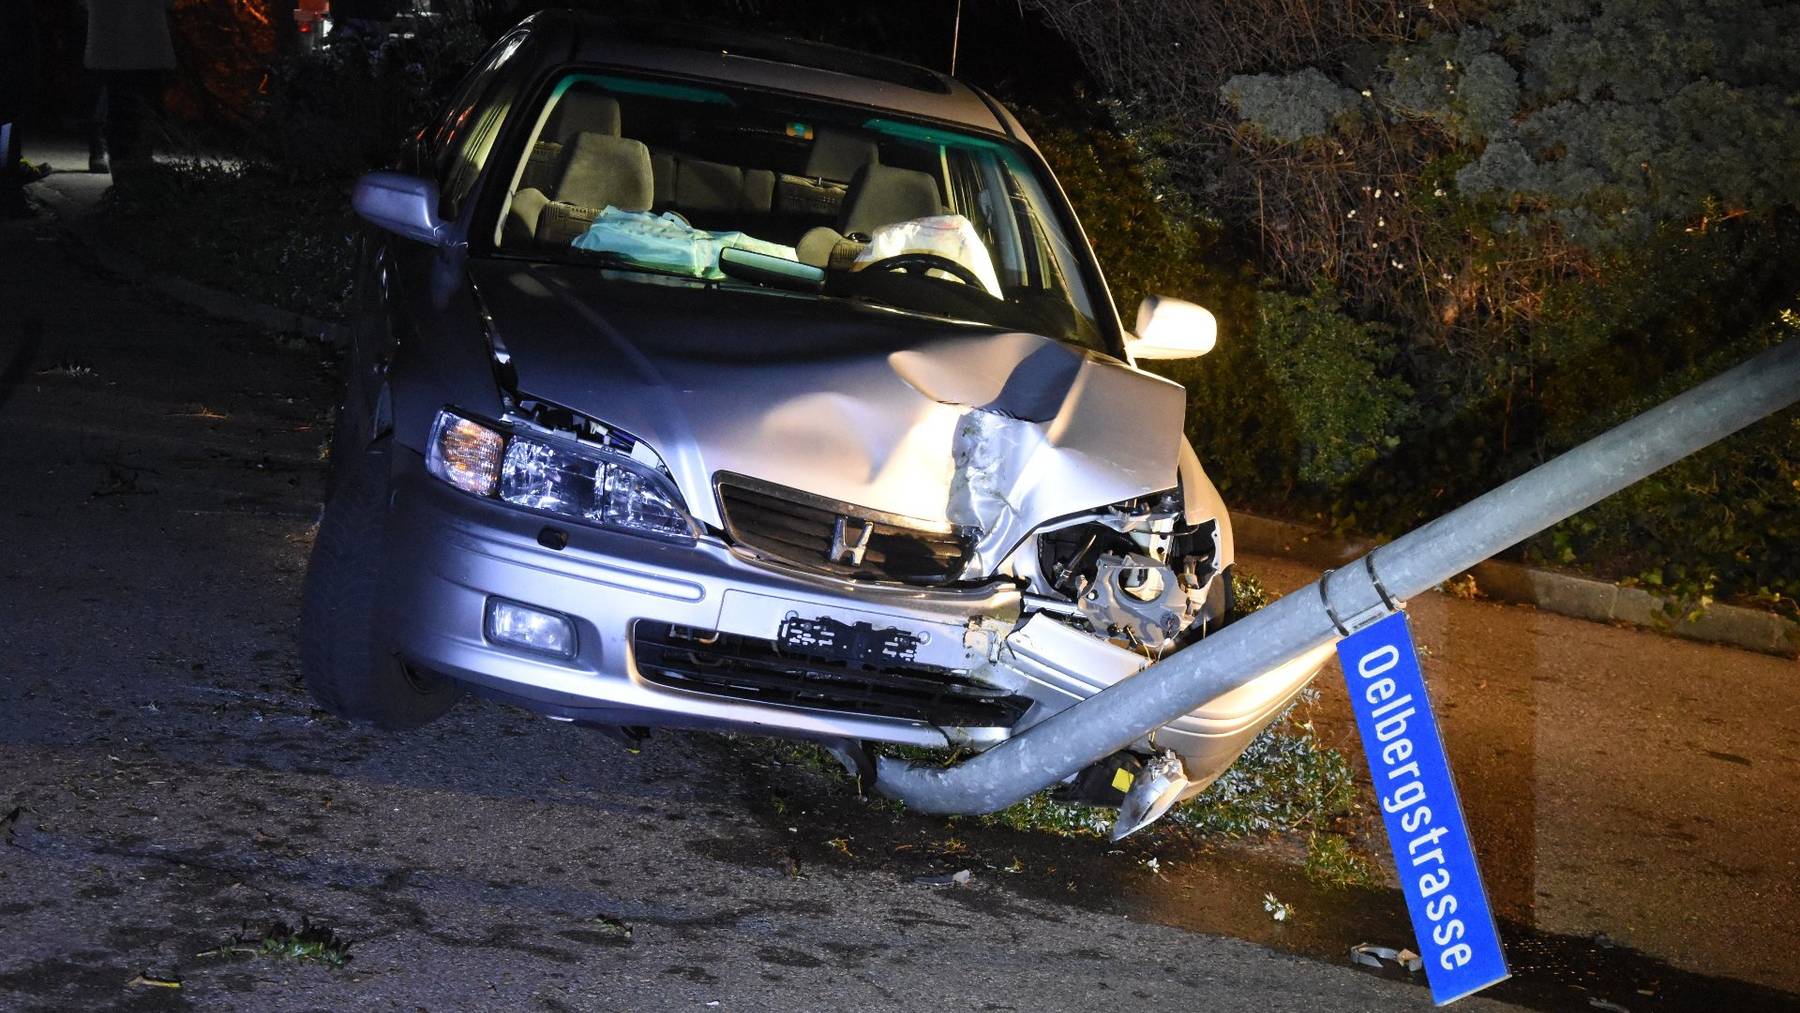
[523,9,1013,137]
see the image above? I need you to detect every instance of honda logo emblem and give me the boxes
[829,516,874,566]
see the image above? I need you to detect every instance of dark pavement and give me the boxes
[2,171,1794,1011]
[0,180,1531,1012]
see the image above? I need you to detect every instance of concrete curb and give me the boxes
[1234,512,1800,659]
[27,179,342,346]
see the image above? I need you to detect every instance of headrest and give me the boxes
[840,163,945,236]
[556,132,654,213]
[548,90,622,142]
[804,129,879,183]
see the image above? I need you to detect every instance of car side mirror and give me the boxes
[352,171,450,246]
[1125,296,1218,361]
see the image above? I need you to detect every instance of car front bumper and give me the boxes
[380,448,1330,793]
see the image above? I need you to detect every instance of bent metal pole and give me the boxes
[874,339,1800,815]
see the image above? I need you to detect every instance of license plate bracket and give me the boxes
[777,615,925,669]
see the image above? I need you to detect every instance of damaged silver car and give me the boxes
[303,11,1333,835]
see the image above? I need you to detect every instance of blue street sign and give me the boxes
[1336,611,1508,1005]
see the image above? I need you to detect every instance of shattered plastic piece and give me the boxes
[960,616,1012,663]
[1350,943,1422,973]
[912,869,974,888]
[1111,752,1188,840]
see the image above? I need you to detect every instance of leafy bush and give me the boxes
[254,27,488,180]
[95,10,489,323]
[1250,283,1414,486]
[1029,0,1800,605]
[1171,690,1359,838]
[1221,68,1361,143]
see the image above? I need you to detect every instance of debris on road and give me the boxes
[913,869,974,888]
[592,915,633,942]
[126,972,182,989]
[1439,573,1481,600]
[1349,943,1422,973]
[36,357,99,380]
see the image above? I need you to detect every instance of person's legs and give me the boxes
[99,71,130,167]
[86,72,108,173]
[133,71,167,164]
[0,120,27,217]
[104,71,163,181]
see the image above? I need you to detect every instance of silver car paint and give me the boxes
[465,261,1186,538]
[381,448,1323,792]
[359,16,1327,800]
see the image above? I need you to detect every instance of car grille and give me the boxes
[715,475,972,585]
[632,623,1032,729]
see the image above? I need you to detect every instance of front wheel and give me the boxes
[300,439,461,730]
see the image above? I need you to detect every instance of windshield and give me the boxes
[488,71,1110,348]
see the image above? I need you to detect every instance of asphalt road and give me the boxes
[2,188,1794,1012]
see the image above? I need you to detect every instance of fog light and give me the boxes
[485,598,576,659]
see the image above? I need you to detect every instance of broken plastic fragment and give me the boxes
[127,973,183,989]
[1112,752,1188,840]
[913,869,973,888]
[1349,943,1422,973]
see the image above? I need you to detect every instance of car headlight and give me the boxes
[426,408,697,542]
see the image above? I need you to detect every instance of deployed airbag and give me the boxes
[571,207,797,279]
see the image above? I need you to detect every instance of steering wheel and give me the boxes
[861,252,986,290]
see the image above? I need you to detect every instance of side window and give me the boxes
[433,32,529,220]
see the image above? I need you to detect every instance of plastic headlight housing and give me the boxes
[427,413,504,496]
[426,408,697,542]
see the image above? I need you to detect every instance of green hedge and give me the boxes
[1031,112,1800,611]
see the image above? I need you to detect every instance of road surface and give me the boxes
[3,178,1794,1011]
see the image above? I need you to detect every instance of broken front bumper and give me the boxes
[380,448,1329,793]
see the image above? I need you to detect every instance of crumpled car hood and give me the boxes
[467,261,1187,563]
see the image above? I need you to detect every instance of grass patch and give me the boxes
[978,792,1114,838]
[1231,568,1271,613]
[745,568,1379,885]
[1304,829,1380,888]
[1168,690,1356,837]
[199,919,352,969]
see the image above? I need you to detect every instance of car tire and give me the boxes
[301,438,461,730]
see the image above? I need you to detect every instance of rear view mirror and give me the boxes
[352,172,451,246]
[1126,296,1218,361]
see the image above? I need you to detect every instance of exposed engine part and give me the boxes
[1075,552,1193,652]
[1031,509,1224,653]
